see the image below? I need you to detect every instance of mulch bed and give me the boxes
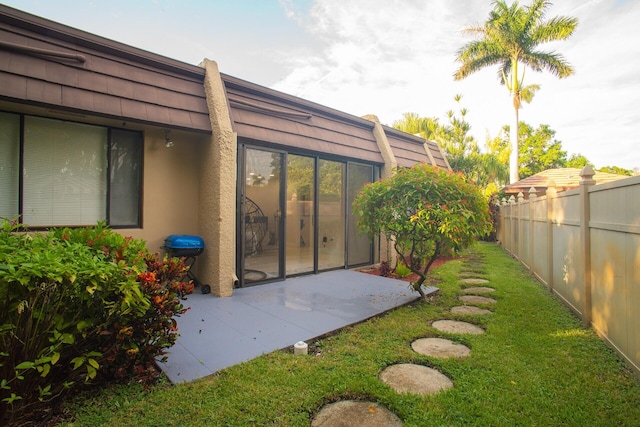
[359,255,457,283]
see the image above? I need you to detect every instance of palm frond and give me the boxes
[522,0,550,36]
[521,51,574,78]
[533,16,578,42]
[520,84,540,104]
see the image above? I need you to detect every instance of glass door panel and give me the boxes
[242,148,283,284]
[347,163,373,266]
[318,159,345,270]
[286,154,315,275]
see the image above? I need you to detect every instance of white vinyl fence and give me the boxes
[497,167,639,377]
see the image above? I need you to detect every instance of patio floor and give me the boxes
[158,269,438,383]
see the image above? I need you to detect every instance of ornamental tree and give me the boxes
[353,164,492,299]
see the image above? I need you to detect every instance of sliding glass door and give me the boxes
[239,144,376,286]
[241,147,284,284]
[318,159,346,270]
[347,162,374,266]
[286,154,315,275]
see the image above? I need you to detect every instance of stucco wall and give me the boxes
[120,127,204,254]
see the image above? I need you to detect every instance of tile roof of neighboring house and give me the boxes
[503,167,628,195]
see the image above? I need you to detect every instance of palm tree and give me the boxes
[454,0,577,183]
[392,112,440,141]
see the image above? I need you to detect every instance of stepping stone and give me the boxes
[379,363,453,395]
[463,266,485,272]
[311,400,402,427]
[411,337,471,358]
[432,319,485,335]
[459,271,486,276]
[451,306,493,315]
[463,286,495,294]
[459,295,496,305]
[460,278,490,284]
[463,261,485,267]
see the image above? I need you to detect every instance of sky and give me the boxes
[3,0,640,170]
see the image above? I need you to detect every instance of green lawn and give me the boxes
[58,243,640,426]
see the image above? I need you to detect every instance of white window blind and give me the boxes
[23,117,108,226]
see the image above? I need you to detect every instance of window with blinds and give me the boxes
[0,113,142,228]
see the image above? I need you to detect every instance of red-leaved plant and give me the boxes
[97,253,194,383]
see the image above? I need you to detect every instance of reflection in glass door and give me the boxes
[347,163,373,266]
[242,148,284,284]
[286,154,315,275]
[318,159,345,270]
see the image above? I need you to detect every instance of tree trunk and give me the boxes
[510,103,519,183]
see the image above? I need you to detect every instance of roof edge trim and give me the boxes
[229,98,312,120]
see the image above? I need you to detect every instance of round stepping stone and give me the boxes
[311,400,402,427]
[379,363,453,395]
[432,319,485,335]
[451,306,493,315]
[411,337,471,358]
[463,286,495,294]
[459,295,496,305]
[460,278,489,284]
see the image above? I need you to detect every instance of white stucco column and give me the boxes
[362,114,396,178]
[362,114,397,267]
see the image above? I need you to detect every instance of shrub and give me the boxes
[378,261,392,277]
[0,221,193,425]
[394,260,412,278]
[354,164,491,299]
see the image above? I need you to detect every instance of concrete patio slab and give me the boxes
[159,270,437,383]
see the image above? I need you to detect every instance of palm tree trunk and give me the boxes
[510,104,519,183]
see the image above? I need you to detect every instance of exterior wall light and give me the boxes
[165,129,174,148]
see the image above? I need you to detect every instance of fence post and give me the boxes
[579,166,596,326]
[509,195,516,256]
[517,192,525,260]
[546,181,557,292]
[528,188,537,273]
[501,198,507,252]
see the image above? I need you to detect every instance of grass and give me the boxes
[57,243,640,426]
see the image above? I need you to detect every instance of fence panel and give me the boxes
[551,190,584,316]
[531,195,549,285]
[589,178,640,377]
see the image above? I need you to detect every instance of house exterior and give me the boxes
[0,4,449,296]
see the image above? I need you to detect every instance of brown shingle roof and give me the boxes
[0,4,211,132]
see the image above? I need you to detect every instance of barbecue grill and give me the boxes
[163,235,210,294]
